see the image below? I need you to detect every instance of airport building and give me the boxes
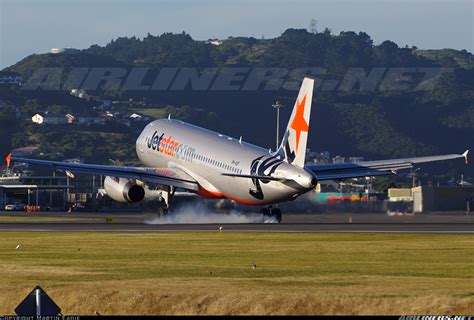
[0,172,107,211]
[388,186,474,212]
[0,175,70,209]
[2,152,104,210]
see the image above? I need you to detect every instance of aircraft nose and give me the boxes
[296,172,317,189]
[310,176,317,188]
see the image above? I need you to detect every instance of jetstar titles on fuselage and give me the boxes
[146,130,195,160]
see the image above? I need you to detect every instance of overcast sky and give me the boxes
[1,0,472,68]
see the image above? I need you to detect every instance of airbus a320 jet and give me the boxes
[9,78,468,222]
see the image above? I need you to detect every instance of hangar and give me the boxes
[388,186,474,213]
[0,175,70,209]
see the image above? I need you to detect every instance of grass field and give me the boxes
[131,108,167,119]
[0,216,102,223]
[0,232,472,315]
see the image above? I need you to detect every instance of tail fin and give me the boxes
[277,77,314,168]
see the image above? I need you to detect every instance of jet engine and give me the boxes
[103,176,145,203]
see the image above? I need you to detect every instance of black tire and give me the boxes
[158,207,168,218]
[272,208,282,223]
[260,207,270,216]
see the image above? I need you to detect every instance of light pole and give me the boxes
[412,168,421,188]
[272,101,285,150]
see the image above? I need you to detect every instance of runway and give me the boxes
[0,223,473,233]
[0,212,472,233]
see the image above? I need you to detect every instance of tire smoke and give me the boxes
[144,201,276,224]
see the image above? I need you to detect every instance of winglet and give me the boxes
[462,150,469,164]
[5,152,12,168]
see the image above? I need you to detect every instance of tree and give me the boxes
[47,104,70,115]
[20,99,41,115]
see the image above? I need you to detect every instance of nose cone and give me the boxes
[275,163,317,191]
[295,171,317,189]
[309,176,318,188]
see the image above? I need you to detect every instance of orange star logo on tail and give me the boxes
[290,95,308,152]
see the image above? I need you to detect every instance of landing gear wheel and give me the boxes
[156,186,174,219]
[260,207,270,216]
[260,207,282,223]
[157,207,168,218]
[272,208,282,223]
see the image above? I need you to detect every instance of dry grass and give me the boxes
[0,232,472,315]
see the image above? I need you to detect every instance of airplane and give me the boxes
[7,77,469,223]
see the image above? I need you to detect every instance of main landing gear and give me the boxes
[157,186,175,218]
[260,205,282,223]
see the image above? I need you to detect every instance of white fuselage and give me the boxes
[135,119,314,205]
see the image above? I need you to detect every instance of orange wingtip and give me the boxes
[5,152,12,168]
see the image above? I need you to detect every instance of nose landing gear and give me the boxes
[260,206,282,223]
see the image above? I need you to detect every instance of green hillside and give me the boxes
[416,48,474,69]
[1,29,472,177]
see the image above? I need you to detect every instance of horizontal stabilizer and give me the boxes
[221,173,285,181]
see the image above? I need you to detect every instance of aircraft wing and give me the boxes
[306,151,469,181]
[10,157,199,191]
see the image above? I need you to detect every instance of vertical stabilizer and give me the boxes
[277,77,314,167]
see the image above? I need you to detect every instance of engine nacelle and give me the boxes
[104,176,145,203]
